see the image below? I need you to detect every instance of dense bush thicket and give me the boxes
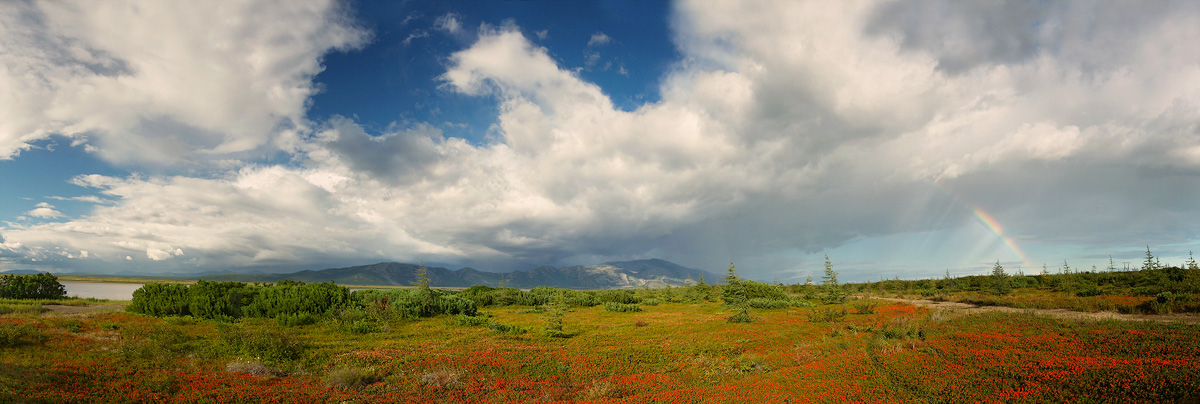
[0,273,67,299]
[187,280,256,320]
[354,288,477,320]
[126,283,190,316]
[128,280,351,320]
[243,280,351,319]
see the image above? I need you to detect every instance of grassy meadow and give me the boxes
[2,293,1198,402]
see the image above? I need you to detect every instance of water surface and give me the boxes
[62,281,143,300]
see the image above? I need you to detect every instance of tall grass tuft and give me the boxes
[325,367,380,389]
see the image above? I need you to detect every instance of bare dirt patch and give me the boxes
[874,297,1200,324]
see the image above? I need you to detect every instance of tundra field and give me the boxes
[1,266,1199,403]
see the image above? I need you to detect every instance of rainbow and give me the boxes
[928,181,1033,269]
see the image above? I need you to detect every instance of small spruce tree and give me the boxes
[413,262,434,307]
[721,262,754,323]
[820,254,847,304]
[721,261,746,306]
[1143,246,1158,271]
[413,262,430,290]
[543,292,570,338]
[992,260,1012,296]
[1187,251,1199,271]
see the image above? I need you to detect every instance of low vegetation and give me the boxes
[0,257,1196,402]
[850,254,1200,315]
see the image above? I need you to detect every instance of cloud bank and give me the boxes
[2,0,1199,278]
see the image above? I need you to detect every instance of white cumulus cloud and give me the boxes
[0,0,369,164]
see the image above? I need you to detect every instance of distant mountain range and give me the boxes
[205,259,717,289]
[0,269,45,275]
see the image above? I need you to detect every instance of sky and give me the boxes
[2,0,1200,282]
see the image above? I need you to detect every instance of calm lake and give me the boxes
[62,282,144,300]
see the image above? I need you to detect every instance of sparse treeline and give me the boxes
[844,263,1200,297]
[840,250,1200,314]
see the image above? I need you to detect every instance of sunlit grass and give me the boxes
[0,297,1197,403]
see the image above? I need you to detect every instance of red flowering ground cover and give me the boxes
[2,301,1197,403]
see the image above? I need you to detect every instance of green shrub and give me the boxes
[740,280,789,300]
[163,315,199,326]
[543,328,572,338]
[242,281,351,319]
[131,280,352,322]
[1075,285,1102,297]
[0,324,48,347]
[806,307,847,323]
[453,314,491,327]
[127,283,191,317]
[457,285,499,306]
[603,302,642,313]
[346,320,379,334]
[485,322,526,334]
[1135,292,1192,315]
[276,312,317,327]
[187,280,255,320]
[854,301,878,314]
[746,298,790,309]
[789,298,816,308]
[0,273,66,299]
[726,308,754,323]
[640,298,662,306]
[334,306,373,323]
[595,290,640,304]
[469,287,548,307]
[819,289,849,305]
[360,289,479,320]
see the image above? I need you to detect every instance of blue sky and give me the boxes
[2,0,1200,281]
